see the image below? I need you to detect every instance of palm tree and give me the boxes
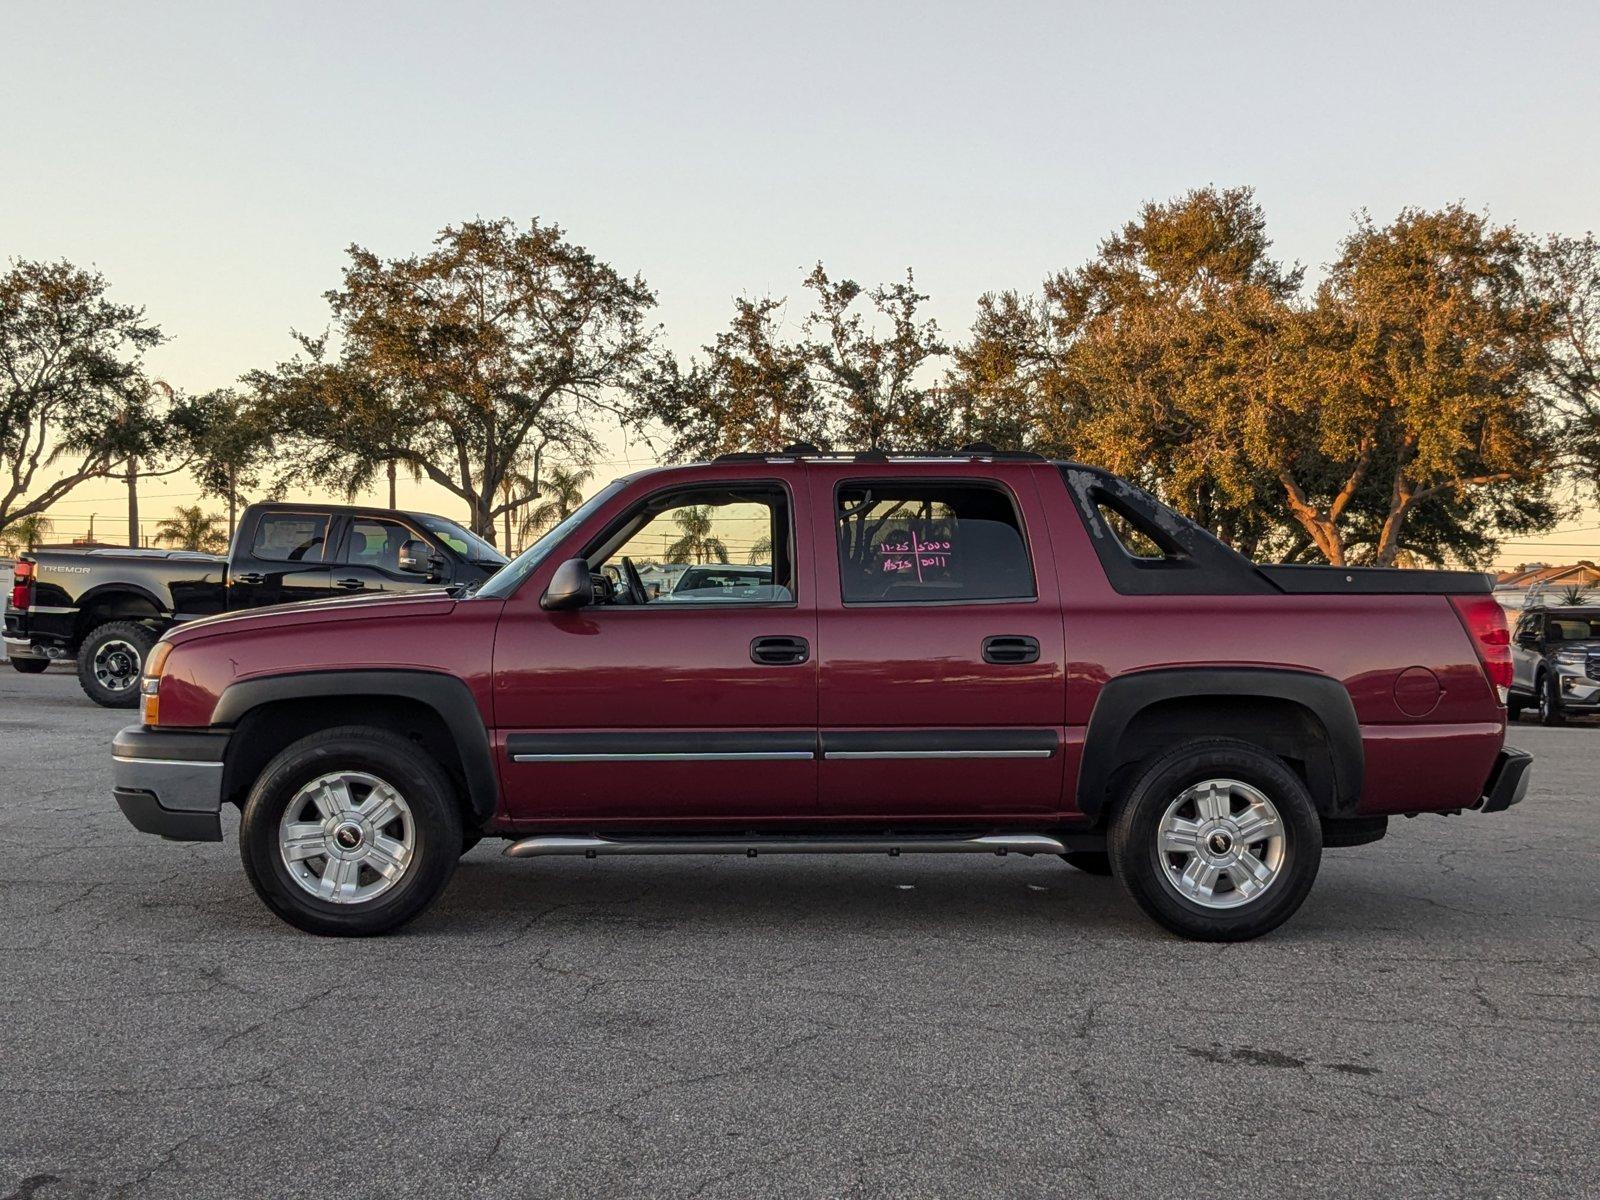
[154,505,228,553]
[496,465,538,553]
[519,465,595,543]
[664,506,729,565]
[748,535,772,565]
[3,515,52,553]
[1556,584,1593,606]
[0,514,53,555]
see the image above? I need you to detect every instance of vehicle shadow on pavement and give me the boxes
[419,853,1198,942]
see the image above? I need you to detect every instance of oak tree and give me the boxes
[0,260,164,532]
[254,218,657,542]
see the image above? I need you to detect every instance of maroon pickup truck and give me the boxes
[110,448,1530,941]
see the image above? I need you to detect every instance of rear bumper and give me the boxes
[111,725,230,841]
[3,634,48,662]
[1478,748,1532,814]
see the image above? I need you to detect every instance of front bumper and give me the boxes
[1478,747,1532,814]
[111,725,230,841]
[1553,668,1600,710]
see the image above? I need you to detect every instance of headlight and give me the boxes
[141,641,172,725]
[1554,647,1589,667]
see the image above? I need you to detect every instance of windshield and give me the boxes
[416,515,506,565]
[1546,614,1600,641]
[473,478,629,599]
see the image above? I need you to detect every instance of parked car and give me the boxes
[1508,607,1600,724]
[6,502,505,707]
[110,447,1529,941]
[661,564,779,602]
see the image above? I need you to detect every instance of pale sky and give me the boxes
[4,1,1598,566]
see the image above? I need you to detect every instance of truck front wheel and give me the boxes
[1108,738,1323,942]
[76,621,156,708]
[1536,672,1565,727]
[239,726,464,936]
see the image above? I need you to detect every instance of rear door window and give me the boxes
[249,514,329,563]
[835,483,1035,603]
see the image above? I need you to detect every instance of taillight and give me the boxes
[9,560,32,611]
[1450,595,1512,697]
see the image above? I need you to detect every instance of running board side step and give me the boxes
[504,833,1068,859]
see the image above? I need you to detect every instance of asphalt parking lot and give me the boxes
[0,666,1596,1199]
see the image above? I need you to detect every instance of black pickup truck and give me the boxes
[4,502,505,706]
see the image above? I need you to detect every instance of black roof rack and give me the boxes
[711,442,1045,464]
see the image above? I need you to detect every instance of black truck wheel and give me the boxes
[1108,738,1323,942]
[1536,671,1565,727]
[10,657,49,674]
[76,621,156,708]
[240,726,464,936]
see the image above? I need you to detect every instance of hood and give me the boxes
[166,589,459,645]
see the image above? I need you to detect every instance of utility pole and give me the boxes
[127,456,139,548]
[87,513,96,544]
[388,459,397,509]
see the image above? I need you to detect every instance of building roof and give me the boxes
[1495,562,1600,588]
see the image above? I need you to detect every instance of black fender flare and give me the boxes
[76,582,168,621]
[211,669,499,824]
[1076,667,1364,817]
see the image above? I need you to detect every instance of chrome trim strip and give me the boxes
[505,833,1067,858]
[823,749,1053,760]
[512,751,815,763]
[110,756,226,769]
[26,605,78,615]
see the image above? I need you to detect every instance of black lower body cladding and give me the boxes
[111,725,230,840]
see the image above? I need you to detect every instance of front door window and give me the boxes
[590,487,794,605]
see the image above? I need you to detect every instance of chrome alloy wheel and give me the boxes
[93,639,142,693]
[1156,778,1287,909]
[278,771,415,904]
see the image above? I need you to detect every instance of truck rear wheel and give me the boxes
[76,621,156,708]
[1108,738,1322,942]
[239,726,463,936]
[10,657,49,674]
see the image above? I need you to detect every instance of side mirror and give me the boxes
[397,539,434,574]
[541,558,594,611]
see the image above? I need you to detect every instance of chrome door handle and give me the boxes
[334,578,365,590]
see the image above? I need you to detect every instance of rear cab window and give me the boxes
[835,482,1035,604]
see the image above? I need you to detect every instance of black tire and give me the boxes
[1108,737,1323,942]
[76,621,156,708]
[1506,694,1524,721]
[1060,851,1113,876]
[1536,672,1565,727]
[461,831,483,855]
[10,657,49,674]
[239,726,464,936]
